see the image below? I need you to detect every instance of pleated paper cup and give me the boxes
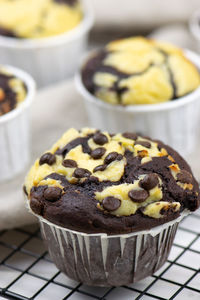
[76,49,200,156]
[0,66,35,182]
[38,211,189,286]
[0,0,94,88]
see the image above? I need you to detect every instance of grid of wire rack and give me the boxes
[0,209,199,300]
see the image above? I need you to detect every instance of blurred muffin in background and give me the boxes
[0,0,83,39]
[0,65,35,182]
[0,68,27,116]
[81,37,200,105]
[0,0,93,87]
[77,36,200,155]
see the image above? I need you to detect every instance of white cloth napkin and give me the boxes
[0,79,89,230]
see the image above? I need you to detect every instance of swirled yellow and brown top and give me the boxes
[82,37,200,105]
[25,128,200,234]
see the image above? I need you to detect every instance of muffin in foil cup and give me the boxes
[24,128,200,286]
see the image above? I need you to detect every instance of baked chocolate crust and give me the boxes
[26,129,200,235]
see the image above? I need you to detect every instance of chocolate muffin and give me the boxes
[0,0,82,39]
[25,128,200,286]
[0,68,27,116]
[82,37,200,105]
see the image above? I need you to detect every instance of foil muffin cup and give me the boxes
[0,66,35,182]
[0,0,94,88]
[38,211,188,286]
[76,49,200,157]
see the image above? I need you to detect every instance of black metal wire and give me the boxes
[0,213,199,300]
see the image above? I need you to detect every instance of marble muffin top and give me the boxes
[25,128,200,234]
[82,37,200,105]
[0,68,27,116]
[0,0,82,39]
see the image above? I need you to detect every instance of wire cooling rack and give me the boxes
[0,210,199,300]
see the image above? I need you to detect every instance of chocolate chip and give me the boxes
[73,168,91,178]
[93,164,107,172]
[90,176,99,182]
[93,132,108,145]
[91,147,106,159]
[116,154,123,161]
[92,219,101,228]
[44,187,62,202]
[128,189,149,203]
[39,152,56,166]
[177,170,193,184]
[62,159,77,168]
[102,196,121,211]
[30,186,45,200]
[122,132,138,140]
[104,152,119,164]
[139,173,159,190]
[135,141,151,148]
[30,198,43,215]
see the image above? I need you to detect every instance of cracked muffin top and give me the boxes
[0,0,82,39]
[81,37,200,105]
[24,128,200,234]
[0,68,27,116]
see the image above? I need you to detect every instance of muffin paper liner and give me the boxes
[76,49,200,156]
[0,1,93,88]
[38,210,189,286]
[0,66,35,182]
